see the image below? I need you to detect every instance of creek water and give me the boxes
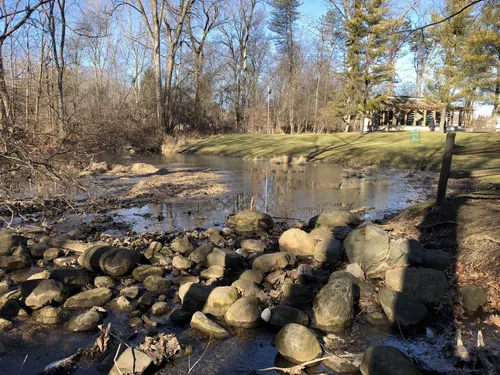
[1,154,459,375]
[58,153,434,235]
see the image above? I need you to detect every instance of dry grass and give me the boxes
[161,136,190,154]
[291,156,307,165]
[269,154,291,164]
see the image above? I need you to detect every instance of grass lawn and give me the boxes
[180,132,500,174]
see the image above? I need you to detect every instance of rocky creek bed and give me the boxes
[1,205,499,375]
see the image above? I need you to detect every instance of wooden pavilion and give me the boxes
[371,96,474,131]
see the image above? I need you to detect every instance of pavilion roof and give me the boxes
[380,96,444,111]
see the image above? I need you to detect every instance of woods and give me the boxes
[0,0,499,198]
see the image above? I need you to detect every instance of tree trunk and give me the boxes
[0,46,10,128]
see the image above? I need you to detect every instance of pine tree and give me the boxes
[269,0,301,133]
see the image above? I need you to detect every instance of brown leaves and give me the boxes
[486,314,500,327]
[138,333,181,364]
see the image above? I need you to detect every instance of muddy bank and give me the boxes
[1,205,499,374]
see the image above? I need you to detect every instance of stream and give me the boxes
[1,154,460,375]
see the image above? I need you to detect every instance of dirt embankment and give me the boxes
[388,190,500,311]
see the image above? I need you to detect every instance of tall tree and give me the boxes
[269,0,301,133]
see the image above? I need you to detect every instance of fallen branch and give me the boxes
[256,354,343,374]
[188,336,213,374]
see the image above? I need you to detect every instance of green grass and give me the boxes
[180,132,500,173]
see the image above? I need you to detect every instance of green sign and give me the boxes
[409,129,420,144]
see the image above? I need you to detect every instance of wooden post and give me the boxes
[403,111,408,126]
[412,110,417,126]
[423,109,428,127]
[436,132,456,206]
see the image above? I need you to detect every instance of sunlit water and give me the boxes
[56,153,432,234]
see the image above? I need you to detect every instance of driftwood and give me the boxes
[44,237,95,253]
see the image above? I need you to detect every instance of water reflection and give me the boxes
[95,154,429,234]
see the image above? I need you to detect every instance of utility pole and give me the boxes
[267,86,271,134]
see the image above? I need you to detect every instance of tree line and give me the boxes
[0,0,499,198]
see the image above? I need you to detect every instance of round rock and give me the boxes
[275,323,322,364]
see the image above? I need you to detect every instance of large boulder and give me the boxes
[132,265,165,282]
[314,237,343,263]
[344,224,423,279]
[278,229,316,257]
[228,210,274,232]
[378,288,427,327]
[202,286,239,316]
[67,309,104,331]
[24,279,68,309]
[422,249,451,271]
[312,278,354,332]
[385,268,448,306]
[225,296,261,328]
[179,282,212,313]
[263,305,309,329]
[329,271,374,296]
[251,252,296,273]
[309,209,361,229]
[360,346,422,375]
[78,245,140,277]
[459,286,487,314]
[275,323,322,364]
[207,248,243,269]
[191,311,229,339]
[63,288,113,310]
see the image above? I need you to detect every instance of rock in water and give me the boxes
[459,286,487,314]
[251,252,296,273]
[225,297,262,328]
[378,288,427,327]
[275,323,322,364]
[190,311,229,339]
[63,288,113,310]
[109,347,154,375]
[228,210,274,232]
[360,346,422,375]
[313,278,354,331]
[202,286,239,316]
[34,306,66,325]
[78,245,140,277]
[384,268,448,306]
[308,209,361,228]
[278,228,316,257]
[67,309,103,331]
[24,279,68,309]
